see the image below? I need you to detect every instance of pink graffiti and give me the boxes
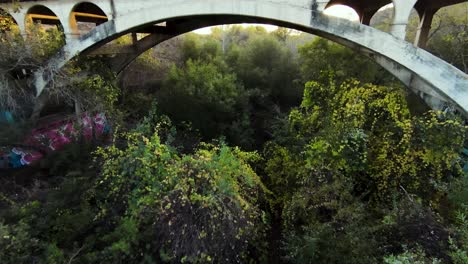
[1,113,110,169]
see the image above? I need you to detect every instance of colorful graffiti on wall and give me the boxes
[0,112,110,170]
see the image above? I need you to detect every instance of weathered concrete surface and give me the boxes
[1,0,465,42]
[390,0,417,39]
[1,0,467,115]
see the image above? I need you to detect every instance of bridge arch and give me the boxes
[26,5,63,29]
[32,0,468,115]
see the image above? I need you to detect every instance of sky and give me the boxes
[193,4,361,35]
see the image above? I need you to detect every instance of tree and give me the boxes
[233,34,301,106]
[93,126,270,263]
[156,58,252,146]
[426,3,468,73]
[263,75,466,262]
[298,38,394,85]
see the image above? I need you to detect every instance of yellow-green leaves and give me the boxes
[95,129,268,262]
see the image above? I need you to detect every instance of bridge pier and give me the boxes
[390,0,417,39]
[414,8,437,49]
[65,12,81,42]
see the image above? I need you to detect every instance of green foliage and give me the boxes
[153,28,304,150]
[94,129,270,262]
[282,173,381,264]
[271,76,466,202]
[427,4,468,73]
[0,9,18,34]
[298,38,394,85]
[45,243,66,264]
[1,18,467,264]
[0,113,271,263]
[72,66,120,114]
[447,172,468,263]
[263,74,467,262]
[25,23,65,60]
[0,12,120,121]
[263,143,305,206]
[232,34,302,107]
[181,33,223,62]
[181,33,203,62]
[0,220,41,263]
[384,246,442,264]
[157,58,253,147]
[0,165,99,262]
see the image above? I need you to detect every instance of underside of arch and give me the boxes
[71,2,108,25]
[70,2,108,36]
[326,0,392,25]
[27,5,61,26]
[414,0,467,16]
[32,0,468,116]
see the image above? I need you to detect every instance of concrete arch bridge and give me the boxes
[0,0,467,116]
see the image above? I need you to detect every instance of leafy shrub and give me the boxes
[95,130,270,262]
[384,245,442,264]
[263,75,467,262]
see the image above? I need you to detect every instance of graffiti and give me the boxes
[0,111,14,124]
[0,113,111,169]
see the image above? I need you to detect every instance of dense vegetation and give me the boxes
[0,4,467,263]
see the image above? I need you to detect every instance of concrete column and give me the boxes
[414,8,437,49]
[390,0,417,39]
[110,0,117,19]
[10,12,26,35]
[67,13,80,41]
[310,0,330,12]
[52,9,75,43]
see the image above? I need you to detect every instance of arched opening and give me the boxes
[370,4,394,32]
[0,8,20,40]
[325,0,393,25]
[370,3,420,41]
[26,5,62,28]
[26,5,65,56]
[323,4,359,22]
[70,2,108,35]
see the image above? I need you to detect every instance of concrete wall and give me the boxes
[1,0,112,40]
